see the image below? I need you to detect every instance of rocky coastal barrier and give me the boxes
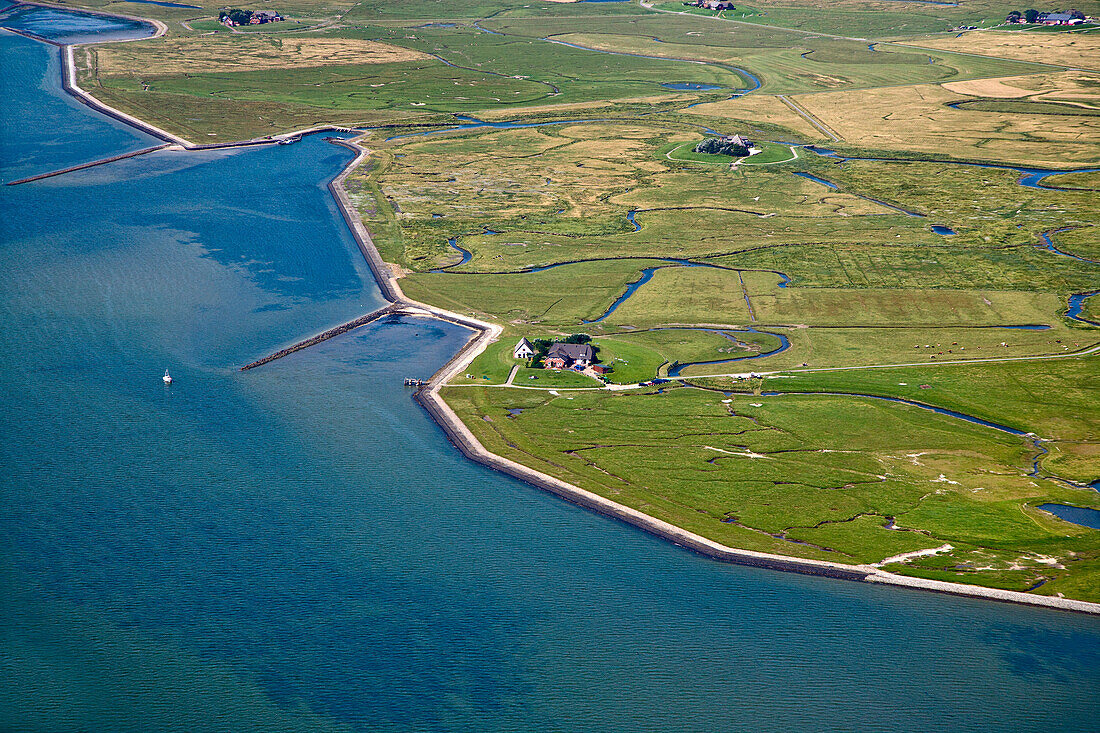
[4,143,168,185]
[240,304,400,371]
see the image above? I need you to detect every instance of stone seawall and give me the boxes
[5,143,168,185]
[325,138,402,304]
[241,304,399,371]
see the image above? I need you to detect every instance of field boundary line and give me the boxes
[776,94,841,142]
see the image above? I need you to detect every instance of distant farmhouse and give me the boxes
[695,133,755,157]
[512,332,611,376]
[1005,8,1086,24]
[544,342,594,371]
[219,8,284,26]
[684,0,735,10]
[514,336,610,376]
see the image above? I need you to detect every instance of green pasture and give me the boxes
[1047,172,1100,191]
[365,123,1100,283]
[659,140,734,165]
[344,0,647,22]
[675,323,1093,373]
[741,354,1100,444]
[950,99,1100,117]
[400,259,668,324]
[108,59,554,113]
[85,84,391,141]
[346,24,754,100]
[482,12,1052,93]
[460,338,519,383]
[186,20,228,32]
[739,141,798,164]
[601,327,780,379]
[442,383,1100,597]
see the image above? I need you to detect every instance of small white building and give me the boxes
[513,337,536,360]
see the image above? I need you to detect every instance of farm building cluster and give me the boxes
[1004,9,1088,24]
[219,8,284,26]
[695,134,756,157]
[683,0,736,10]
[514,338,611,376]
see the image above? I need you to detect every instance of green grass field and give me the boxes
[442,382,1100,599]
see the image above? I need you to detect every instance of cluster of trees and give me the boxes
[694,137,750,157]
[218,8,254,24]
[1006,8,1085,22]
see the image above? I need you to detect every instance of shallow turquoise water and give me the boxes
[2,7,1100,732]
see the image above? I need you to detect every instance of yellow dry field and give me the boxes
[943,71,1100,108]
[95,36,428,75]
[684,94,825,139]
[791,80,1100,165]
[381,124,665,221]
[899,31,1100,71]
[942,78,1038,98]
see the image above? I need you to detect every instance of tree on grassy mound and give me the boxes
[695,137,750,157]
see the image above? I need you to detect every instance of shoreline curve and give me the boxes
[17,0,1100,616]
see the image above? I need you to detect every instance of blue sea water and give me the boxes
[0,32,161,183]
[2,6,1100,732]
[0,3,154,43]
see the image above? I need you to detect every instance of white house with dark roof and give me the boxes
[513,337,536,360]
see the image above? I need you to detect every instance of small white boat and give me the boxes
[162,369,173,385]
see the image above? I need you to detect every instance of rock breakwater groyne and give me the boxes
[240,304,400,371]
[4,143,168,185]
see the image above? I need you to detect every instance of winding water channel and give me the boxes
[2,5,1099,730]
[805,146,1100,190]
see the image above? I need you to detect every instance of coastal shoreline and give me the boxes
[15,1,1100,616]
[4,2,364,151]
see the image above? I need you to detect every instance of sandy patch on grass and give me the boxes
[97,37,429,76]
[943,71,1100,106]
[942,78,1038,98]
